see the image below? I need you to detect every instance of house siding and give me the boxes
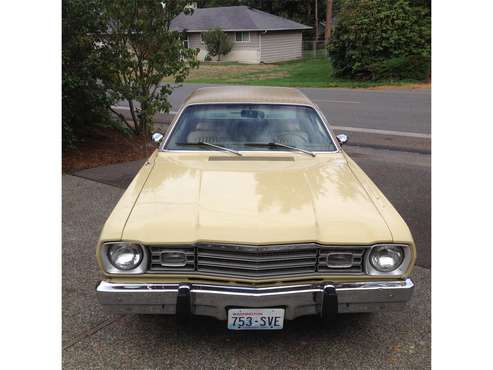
[188,31,260,63]
[260,31,303,63]
[187,30,303,64]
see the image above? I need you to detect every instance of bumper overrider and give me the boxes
[96,278,414,321]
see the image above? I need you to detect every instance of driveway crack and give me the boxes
[63,315,125,351]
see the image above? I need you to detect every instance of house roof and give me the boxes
[170,6,311,32]
[184,86,314,106]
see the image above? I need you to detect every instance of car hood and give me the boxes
[122,152,392,244]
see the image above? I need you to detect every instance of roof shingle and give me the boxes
[170,6,311,32]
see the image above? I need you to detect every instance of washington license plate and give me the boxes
[227,308,285,330]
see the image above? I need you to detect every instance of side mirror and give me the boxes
[151,132,164,145]
[336,134,348,145]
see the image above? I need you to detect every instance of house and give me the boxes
[170,5,311,64]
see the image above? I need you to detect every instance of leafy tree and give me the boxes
[328,0,431,80]
[62,0,114,149]
[97,0,199,135]
[201,28,233,61]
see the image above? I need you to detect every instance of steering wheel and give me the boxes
[276,133,310,146]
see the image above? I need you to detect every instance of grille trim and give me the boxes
[147,244,367,278]
[318,247,366,274]
[149,247,195,272]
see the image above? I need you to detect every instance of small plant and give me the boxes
[202,28,233,61]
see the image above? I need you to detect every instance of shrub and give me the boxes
[368,55,431,81]
[62,0,114,149]
[63,0,198,146]
[202,28,233,61]
[328,0,431,80]
[97,1,199,136]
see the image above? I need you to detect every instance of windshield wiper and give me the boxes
[244,142,316,157]
[175,141,242,156]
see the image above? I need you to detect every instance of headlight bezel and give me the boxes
[101,242,148,274]
[365,244,412,276]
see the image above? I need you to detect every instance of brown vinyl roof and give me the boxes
[184,86,314,106]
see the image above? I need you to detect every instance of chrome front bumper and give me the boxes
[96,279,414,321]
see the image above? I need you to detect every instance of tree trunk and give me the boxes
[324,0,333,45]
[139,100,151,159]
[140,100,152,135]
[128,99,141,135]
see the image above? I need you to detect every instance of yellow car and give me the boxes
[96,86,415,330]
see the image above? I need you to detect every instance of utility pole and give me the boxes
[315,0,319,41]
[324,0,333,45]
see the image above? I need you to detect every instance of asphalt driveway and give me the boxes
[63,144,431,369]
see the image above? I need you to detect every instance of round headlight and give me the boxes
[108,243,143,271]
[370,245,404,272]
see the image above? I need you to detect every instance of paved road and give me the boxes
[64,144,431,369]
[117,83,431,135]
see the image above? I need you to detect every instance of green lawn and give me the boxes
[183,57,427,89]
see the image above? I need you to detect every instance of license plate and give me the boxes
[227,308,285,330]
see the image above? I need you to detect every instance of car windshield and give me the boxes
[164,104,337,152]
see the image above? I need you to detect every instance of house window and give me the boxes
[183,36,189,48]
[235,31,250,42]
[200,33,205,44]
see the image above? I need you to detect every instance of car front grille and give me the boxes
[196,244,318,277]
[149,246,195,272]
[147,244,367,278]
[318,247,366,274]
